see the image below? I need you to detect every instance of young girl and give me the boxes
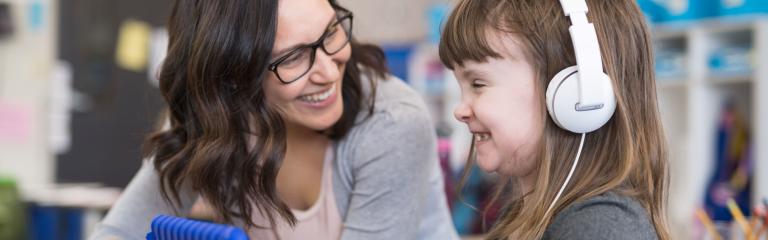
[439,0,669,239]
[90,0,458,239]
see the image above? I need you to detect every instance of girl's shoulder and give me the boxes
[542,191,658,240]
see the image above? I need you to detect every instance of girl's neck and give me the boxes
[519,170,537,198]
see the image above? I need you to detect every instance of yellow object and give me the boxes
[727,198,753,237]
[115,19,151,72]
[749,215,759,240]
[695,208,721,240]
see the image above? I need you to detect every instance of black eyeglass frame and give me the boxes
[267,10,353,84]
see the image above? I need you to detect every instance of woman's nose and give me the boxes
[308,49,342,85]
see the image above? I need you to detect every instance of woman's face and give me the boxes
[452,32,543,178]
[264,0,351,132]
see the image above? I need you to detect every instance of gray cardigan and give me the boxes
[542,191,659,240]
[89,74,459,240]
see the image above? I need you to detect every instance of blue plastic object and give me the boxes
[427,4,450,44]
[28,205,57,240]
[637,0,666,22]
[146,215,249,240]
[642,0,718,22]
[709,46,753,75]
[382,45,413,82]
[719,0,768,16]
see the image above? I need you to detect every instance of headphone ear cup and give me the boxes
[545,66,616,133]
[546,67,575,128]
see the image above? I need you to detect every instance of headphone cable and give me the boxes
[544,132,586,218]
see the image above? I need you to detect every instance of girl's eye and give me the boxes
[471,80,486,89]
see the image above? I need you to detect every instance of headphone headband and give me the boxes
[558,0,605,110]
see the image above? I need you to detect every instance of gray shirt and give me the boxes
[90,74,459,240]
[542,191,658,240]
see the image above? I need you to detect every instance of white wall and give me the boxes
[338,0,448,44]
[0,0,57,188]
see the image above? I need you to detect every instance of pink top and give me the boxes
[249,144,343,240]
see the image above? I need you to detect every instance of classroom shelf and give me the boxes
[653,15,768,239]
[657,79,689,89]
[708,74,753,85]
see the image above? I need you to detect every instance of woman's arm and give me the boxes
[89,160,198,240]
[339,101,439,239]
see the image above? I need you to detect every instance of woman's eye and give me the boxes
[327,25,339,37]
[282,51,305,65]
[286,54,301,63]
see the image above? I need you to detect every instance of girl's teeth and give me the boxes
[475,133,491,142]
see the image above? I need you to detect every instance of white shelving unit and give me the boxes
[653,16,768,239]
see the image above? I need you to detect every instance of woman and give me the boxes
[90,0,457,239]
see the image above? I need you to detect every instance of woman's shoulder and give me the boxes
[350,73,432,134]
[365,73,427,113]
[335,73,436,167]
[542,191,658,240]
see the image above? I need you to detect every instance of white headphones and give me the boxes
[543,0,617,219]
[545,0,616,134]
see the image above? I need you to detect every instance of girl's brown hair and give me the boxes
[439,0,670,239]
[143,0,387,230]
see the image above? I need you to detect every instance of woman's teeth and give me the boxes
[475,133,491,142]
[299,85,335,103]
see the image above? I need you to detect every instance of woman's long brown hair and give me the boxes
[439,0,670,239]
[143,0,388,230]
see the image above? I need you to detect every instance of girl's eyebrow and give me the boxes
[460,68,486,80]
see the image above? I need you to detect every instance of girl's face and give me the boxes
[264,0,351,132]
[452,33,543,178]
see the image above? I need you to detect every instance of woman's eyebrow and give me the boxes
[271,13,338,57]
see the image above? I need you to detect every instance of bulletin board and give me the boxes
[56,0,170,187]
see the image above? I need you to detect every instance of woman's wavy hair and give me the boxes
[143,0,388,229]
[439,0,670,239]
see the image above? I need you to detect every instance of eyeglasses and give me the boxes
[268,11,353,84]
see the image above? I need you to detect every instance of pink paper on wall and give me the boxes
[0,102,31,144]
